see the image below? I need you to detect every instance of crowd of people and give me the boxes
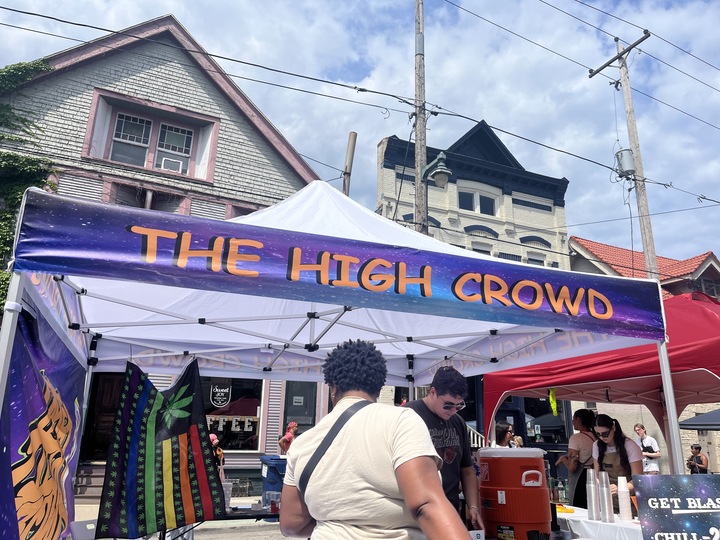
[199,339,715,538]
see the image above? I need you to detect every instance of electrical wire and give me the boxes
[392,125,416,223]
[3,8,720,214]
[571,0,720,72]
[537,0,720,94]
[0,6,417,107]
[442,0,720,132]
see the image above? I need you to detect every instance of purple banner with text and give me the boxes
[635,474,720,540]
[13,189,664,340]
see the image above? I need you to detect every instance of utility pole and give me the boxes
[590,30,657,279]
[591,31,684,475]
[616,37,659,280]
[414,0,428,234]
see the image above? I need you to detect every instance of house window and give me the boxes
[111,113,152,166]
[84,89,218,180]
[527,256,545,266]
[155,124,194,173]
[472,241,493,256]
[699,278,720,298]
[498,252,521,262]
[458,189,498,216]
[109,112,195,174]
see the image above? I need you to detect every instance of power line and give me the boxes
[571,0,720,72]
[443,0,720,132]
[444,0,591,71]
[299,153,343,173]
[0,6,417,107]
[537,0,720,94]
[3,8,719,211]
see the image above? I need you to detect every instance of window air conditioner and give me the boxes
[160,157,183,173]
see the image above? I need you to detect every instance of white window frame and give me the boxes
[525,251,546,266]
[456,181,501,217]
[84,89,218,181]
[471,241,494,256]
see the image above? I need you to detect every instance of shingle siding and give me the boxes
[2,36,304,207]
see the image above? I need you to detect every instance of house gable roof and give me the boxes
[570,236,719,282]
[28,15,317,184]
[380,121,569,206]
[447,120,524,170]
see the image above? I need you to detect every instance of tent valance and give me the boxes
[6,183,665,385]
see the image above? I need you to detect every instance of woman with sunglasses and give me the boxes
[592,414,643,512]
[492,421,516,447]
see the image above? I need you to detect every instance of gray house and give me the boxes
[1,14,320,496]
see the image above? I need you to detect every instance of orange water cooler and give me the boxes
[477,447,551,540]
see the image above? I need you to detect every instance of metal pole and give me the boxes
[657,342,684,473]
[0,272,24,411]
[616,38,659,279]
[414,0,428,235]
[616,42,682,468]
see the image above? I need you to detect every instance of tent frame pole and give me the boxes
[658,341,684,473]
[0,272,23,411]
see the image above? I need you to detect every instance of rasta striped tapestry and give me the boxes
[96,360,225,539]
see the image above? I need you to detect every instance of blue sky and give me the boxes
[1,0,718,261]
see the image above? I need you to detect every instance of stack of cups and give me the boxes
[598,471,615,523]
[585,469,601,521]
[617,476,633,521]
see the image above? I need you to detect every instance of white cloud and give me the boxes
[1,0,717,260]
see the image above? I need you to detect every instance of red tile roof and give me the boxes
[571,237,712,280]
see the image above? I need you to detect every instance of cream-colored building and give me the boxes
[377,122,570,270]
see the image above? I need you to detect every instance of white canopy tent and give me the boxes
[3,182,666,384]
[1,181,683,472]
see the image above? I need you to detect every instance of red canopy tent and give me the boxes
[483,292,720,435]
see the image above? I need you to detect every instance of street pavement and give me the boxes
[74,496,287,539]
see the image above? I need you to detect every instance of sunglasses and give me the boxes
[442,400,466,411]
[595,429,612,438]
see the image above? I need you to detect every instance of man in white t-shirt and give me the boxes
[633,423,661,474]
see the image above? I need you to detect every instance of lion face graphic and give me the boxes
[12,375,73,540]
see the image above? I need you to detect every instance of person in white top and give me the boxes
[633,423,661,474]
[280,340,472,540]
[491,421,516,447]
[555,409,596,508]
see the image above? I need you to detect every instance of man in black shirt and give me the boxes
[406,366,482,531]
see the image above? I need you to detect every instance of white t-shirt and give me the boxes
[568,431,596,468]
[592,438,643,468]
[637,435,660,472]
[285,397,442,540]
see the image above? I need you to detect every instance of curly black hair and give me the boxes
[323,340,387,398]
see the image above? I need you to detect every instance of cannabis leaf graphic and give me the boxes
[160,383,193,429]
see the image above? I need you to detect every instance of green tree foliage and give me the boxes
[0,60,54,304]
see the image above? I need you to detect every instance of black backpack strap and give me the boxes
[297,400,371,496]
